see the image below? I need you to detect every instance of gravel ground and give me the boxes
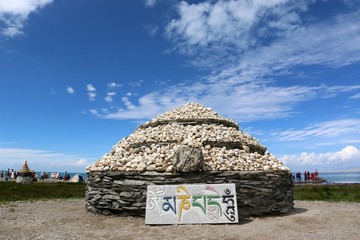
[0,199,359,240]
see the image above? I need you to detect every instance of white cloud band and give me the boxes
[280,146,360,171]
[0,0,54,37]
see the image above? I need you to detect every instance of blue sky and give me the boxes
[1,0,360,173]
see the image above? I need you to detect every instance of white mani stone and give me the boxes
[145,183,238,225]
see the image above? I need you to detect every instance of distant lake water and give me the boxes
[319,172,360,184]
[35,171,360,184]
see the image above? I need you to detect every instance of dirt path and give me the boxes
[0,199,359,240]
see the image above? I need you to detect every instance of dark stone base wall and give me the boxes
[85,171,294,219]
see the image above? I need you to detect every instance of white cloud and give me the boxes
[0,0,54,37]
[280,146,360,171]
[73,158,88,166]
[89,109,99,116]
[144,24,159,36]
[104,93,170,121]
[87,84,96,92]
[107,82,122,88]
[105,92,116,102]
[87,84,96,101]
[0,147,91,172]
[144,0,157,8]
[350,92,360,100]
[101,82,359,123]
[230,10,360,77]
[66,86,75,95]
[2,26,22,36]
[88,92,96,101]
[89,1,360,125]
[166,1,360,74]
[129,80,143,87]
[275,118,360,142]
[121,96,137,110]
[166,0,295,54]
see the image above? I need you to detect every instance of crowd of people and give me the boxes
[1,169,20,180]
[292,170,319,182]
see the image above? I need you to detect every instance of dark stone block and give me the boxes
[85,170,294,219]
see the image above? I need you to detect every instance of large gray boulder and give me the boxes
[172,146,204,172]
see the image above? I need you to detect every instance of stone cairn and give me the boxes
[86,102,294,219]
[16,161,33,184]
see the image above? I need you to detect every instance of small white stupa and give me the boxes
[16,161,33,184]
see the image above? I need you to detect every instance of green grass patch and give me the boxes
[2,181,360,204]
[0,181,86,204]
[294,184,360,202]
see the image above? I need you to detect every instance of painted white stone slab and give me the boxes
[145,183,238,225]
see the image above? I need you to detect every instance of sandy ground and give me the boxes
[0,199,359,240]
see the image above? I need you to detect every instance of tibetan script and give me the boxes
[145,184,238,225]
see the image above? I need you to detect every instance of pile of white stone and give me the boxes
[86,103,289,173]
[142,102,238,127]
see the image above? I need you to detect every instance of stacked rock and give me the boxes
[16,161,33,184]
[86,102,294,218]
[86,102,289,173]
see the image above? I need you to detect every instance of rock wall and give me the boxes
[85,171,294,219]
